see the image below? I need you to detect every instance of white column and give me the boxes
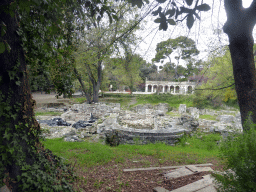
[184,86,187,94]
[162,85,164,92]
[145,84,148,92]
[167,86,170,92]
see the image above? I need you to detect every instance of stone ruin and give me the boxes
[37,102,242,145]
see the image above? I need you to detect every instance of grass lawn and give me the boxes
[40,132,225,191]
[199,114,218,121]
[130,94,194,110]
[35,111,63,116]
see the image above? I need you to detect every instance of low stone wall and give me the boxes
[104,128,189,146]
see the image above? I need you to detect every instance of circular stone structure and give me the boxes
[104,127,190,146]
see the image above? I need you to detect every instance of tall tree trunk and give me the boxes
[224,0,256,131]
[0,1,40,190]
[74,68,92,103]
[92,55,102,103]
[92,82,99,103]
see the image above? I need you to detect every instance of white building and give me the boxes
[145,78,196,94]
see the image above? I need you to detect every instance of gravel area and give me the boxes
[32,92,64,104]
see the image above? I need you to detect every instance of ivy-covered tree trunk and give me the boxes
[0,1,40,190]
[224,0,256,131]
[0,1,76,191]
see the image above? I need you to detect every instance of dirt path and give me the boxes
[32,92,66,109]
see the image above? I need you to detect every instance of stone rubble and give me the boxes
[37,103,242,144]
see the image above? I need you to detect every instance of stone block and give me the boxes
[179,104,186,114]
[153,187,169,192]
[190,107,199,119]
[164,167,194,179]
[216,115,235,124]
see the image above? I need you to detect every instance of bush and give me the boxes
[192,93,211,109]
[105,130,120,147]
[213,125,256,192]
[176,132,191,147]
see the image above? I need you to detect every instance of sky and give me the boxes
[133,0,255,68]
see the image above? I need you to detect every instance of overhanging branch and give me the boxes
[195,83,235,91]
[248,0,256,21]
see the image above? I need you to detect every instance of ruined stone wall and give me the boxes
[104,128,188,146]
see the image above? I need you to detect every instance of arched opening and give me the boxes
[153,85,157,92]
[148,85,152,92]
[159,85,163,92]
[164,85,168,92]
[188,86,192,94]
[175,86,180,93]
[170,86,174,93]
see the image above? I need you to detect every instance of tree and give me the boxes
[112,53,144,92]
[0,0,115,191]
[139,63,158,80]
[152,36,199,79]
[73,1,141,103]
[130,0,256,131]
[195,47,237,107]
[17,0,83,96]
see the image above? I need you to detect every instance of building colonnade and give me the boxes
[145,79,196,94]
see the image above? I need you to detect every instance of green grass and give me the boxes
[40,132,222,168]
[70,97,87,104]
[131,94,194,110]
[35,111,63,116]
[99,93,133,108]
[199,114,218,121]
[166,111,180,117]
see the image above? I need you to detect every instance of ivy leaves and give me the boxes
[129,0,211,31]
[0,42,5,54]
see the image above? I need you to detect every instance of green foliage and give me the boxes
[213,127,256,192]
[197,47,236,100]
[73,1,141,102]
[105,130,120,147]
[152,36,199,63]
[194,47,238,109]
[106,54,143,91]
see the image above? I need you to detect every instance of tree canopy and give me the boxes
[152,36,199,63]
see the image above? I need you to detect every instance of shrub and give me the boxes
[105,130,120,147]
[176,132,191,147]
[213,125,256,192]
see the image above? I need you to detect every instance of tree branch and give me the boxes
[195,83,235,91]
[248,0,256,21]
[224,0,243,15]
